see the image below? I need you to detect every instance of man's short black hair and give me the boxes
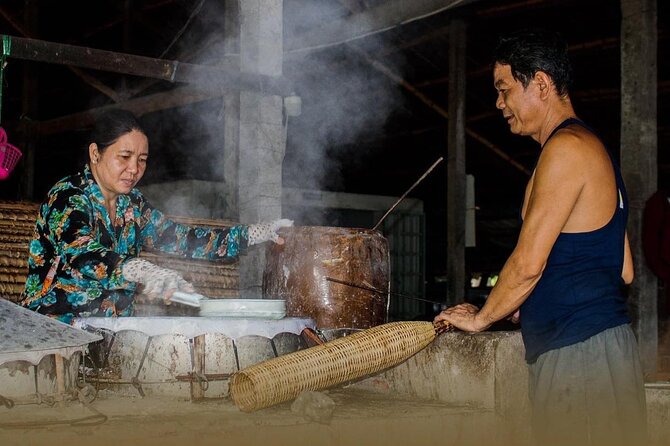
[493,29,573,97]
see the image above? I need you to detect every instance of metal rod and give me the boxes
[372,156,444,231]
[325,276,444,306]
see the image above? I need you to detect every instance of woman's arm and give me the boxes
[137,198,248,261]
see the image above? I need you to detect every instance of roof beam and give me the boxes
[3,35,292,97]
[37,85,220,136]
[286,0,479,54]
[0,7,122,102]
[347,43,530,176]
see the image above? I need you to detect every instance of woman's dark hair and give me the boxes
[493,29,573,97]
[91,109,146,153]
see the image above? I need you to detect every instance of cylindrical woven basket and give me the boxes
[230,321,439,412]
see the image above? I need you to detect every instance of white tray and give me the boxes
[169,291,206,307]
[198,299,286,319]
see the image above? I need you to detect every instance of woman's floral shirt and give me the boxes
[21,164,248,324]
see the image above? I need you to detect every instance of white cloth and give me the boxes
[73,316,315,340]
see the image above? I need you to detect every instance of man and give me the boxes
[435,29,647,446]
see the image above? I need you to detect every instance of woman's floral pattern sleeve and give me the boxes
[137,199,249,261]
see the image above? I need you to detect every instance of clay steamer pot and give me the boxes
[262,226,390,330]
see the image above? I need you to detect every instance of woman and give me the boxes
[21,109,291,324]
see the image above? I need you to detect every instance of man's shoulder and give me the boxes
[542,125,605,162]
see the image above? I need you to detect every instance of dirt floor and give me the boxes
[0,388,522,446]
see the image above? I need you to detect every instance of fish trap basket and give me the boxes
[230,320,440,412]
[0,128,22,181]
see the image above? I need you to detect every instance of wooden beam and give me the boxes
[4,35,292,96]
[0,7,121,102]
[38,85,222,135]
[285,0,479,53]
[347,44,530,176]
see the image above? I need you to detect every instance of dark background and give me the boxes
[0,0,666,304]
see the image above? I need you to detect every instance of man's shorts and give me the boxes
[528,324,648,446]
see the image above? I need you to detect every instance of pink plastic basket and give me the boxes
[0,128,22,180]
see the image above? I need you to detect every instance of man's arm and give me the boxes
[435,132,587,332]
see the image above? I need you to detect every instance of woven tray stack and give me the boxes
[0,201,240,302]
[139,215,240,300]
[0,201,40,302]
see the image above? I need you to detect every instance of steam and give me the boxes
[139,3,406,220]
[283,37,404,191]
[282,3,405,192]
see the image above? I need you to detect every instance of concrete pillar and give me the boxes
[620,0,658,378]
[220,0,241,221]
[238,0,285,298]
[446,19,467,306]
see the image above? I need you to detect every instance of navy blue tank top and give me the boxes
[520,118,631,363]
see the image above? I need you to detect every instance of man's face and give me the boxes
[493,63,540,136]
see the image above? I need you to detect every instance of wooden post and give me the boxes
[191,335,206,401]
[446,18,467,306]
[620,0,658,379]
[54,353,66,405]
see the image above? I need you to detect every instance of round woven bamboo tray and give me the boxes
[138,216,241,298]
[0,266,27,274]
[0,254,27,268]
[230,321,451,412]
[166,215,238,228]
[0,200,40,212]
[139,252,239,298]
[0,233,33,243]
[0,273,27,283]
[0,282,25,296]
[139,252,238,275]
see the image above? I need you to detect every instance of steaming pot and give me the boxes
[262,226,390,329]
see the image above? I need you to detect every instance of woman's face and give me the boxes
[89,129,149,201]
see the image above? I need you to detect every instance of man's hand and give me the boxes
[248,219,294,246]
[508,309,521,324]
[433,303,490,333]
[121,258,195,303]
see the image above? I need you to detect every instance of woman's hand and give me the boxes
[122,258,194,303]
[248,219,294,245]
